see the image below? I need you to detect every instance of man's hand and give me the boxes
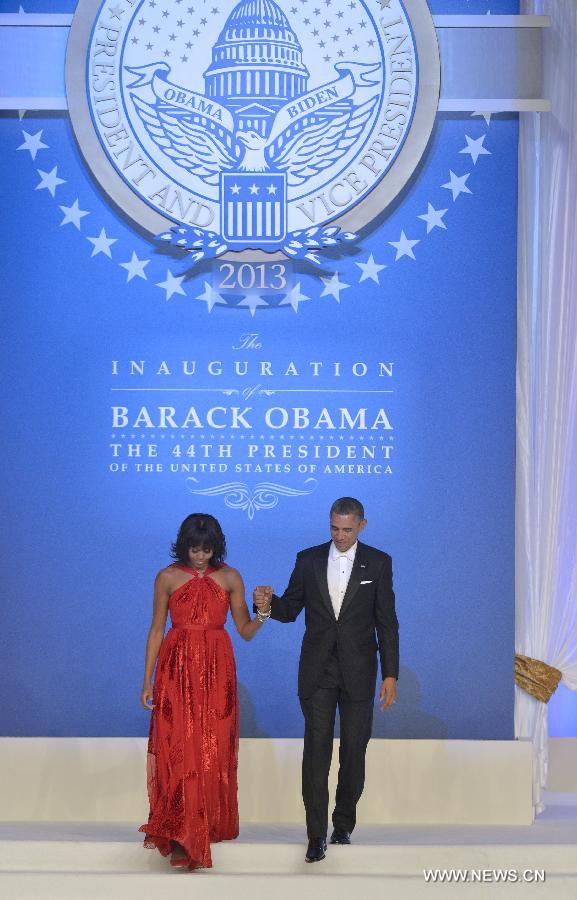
[253,585,273,613]
[379,677,397,711]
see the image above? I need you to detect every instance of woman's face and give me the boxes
[187,545,213,569]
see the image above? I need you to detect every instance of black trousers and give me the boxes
[299,646,374,838]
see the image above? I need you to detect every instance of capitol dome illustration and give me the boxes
[204,0,310,137]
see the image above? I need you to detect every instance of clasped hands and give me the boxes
[253,585,273,613]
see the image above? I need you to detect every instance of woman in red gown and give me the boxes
[138,513,268,871]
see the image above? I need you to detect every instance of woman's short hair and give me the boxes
[330,497,365,520]
[170,513,227,566]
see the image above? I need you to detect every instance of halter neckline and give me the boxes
[175,563,216,576]
[169,562,228,601]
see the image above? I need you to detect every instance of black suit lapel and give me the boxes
[337,543,366,620]
[313,543,335,620]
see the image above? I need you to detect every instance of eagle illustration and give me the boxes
[129,67,379,188]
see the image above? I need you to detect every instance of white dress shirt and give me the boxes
[327,540,357,619]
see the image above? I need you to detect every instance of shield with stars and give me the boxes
[221,173,287,248]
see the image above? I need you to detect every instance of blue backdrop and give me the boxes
[2,0,518,739]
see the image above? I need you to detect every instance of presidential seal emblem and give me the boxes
[67,0,439,261]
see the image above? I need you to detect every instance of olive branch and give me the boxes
[155,224,358,267]
[281,225,358,265]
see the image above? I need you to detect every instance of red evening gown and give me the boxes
[138,562,239,870]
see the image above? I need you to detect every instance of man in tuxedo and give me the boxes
[253,496,399,863]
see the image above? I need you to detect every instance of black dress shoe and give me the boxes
[330,828,351,844]
[305,837,327,862]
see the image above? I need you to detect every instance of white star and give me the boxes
[267,183,278,195]
[417,203,448,234]
[230,183,241,195]
[59,199,90,229]
[87,227,117,258]
[249,183,259,195]
[460,134,491,165]
[157,269,186,301]
[441,170,472,201]
[35,166,65,197]
[238,294,268,316]
[196,281,225,311]
[355,253,386,284]
[17,129,48,160]
[119,251,150,282]
[286,281,309,312]
[471,111,492,127]
[388,230,419,261]
[320,272,349,302]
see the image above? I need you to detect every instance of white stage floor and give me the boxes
[1,792,576,899]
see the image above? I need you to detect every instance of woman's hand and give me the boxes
[141,684,154,710]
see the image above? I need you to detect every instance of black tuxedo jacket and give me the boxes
[269,540,399,700]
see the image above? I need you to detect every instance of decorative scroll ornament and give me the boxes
[186,478,318,519]
[515,653,562,703]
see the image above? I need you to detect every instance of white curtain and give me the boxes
[516,0,577,814]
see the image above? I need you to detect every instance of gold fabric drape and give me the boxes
[515,653,562,703]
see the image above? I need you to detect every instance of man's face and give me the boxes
[330,512,367,552]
